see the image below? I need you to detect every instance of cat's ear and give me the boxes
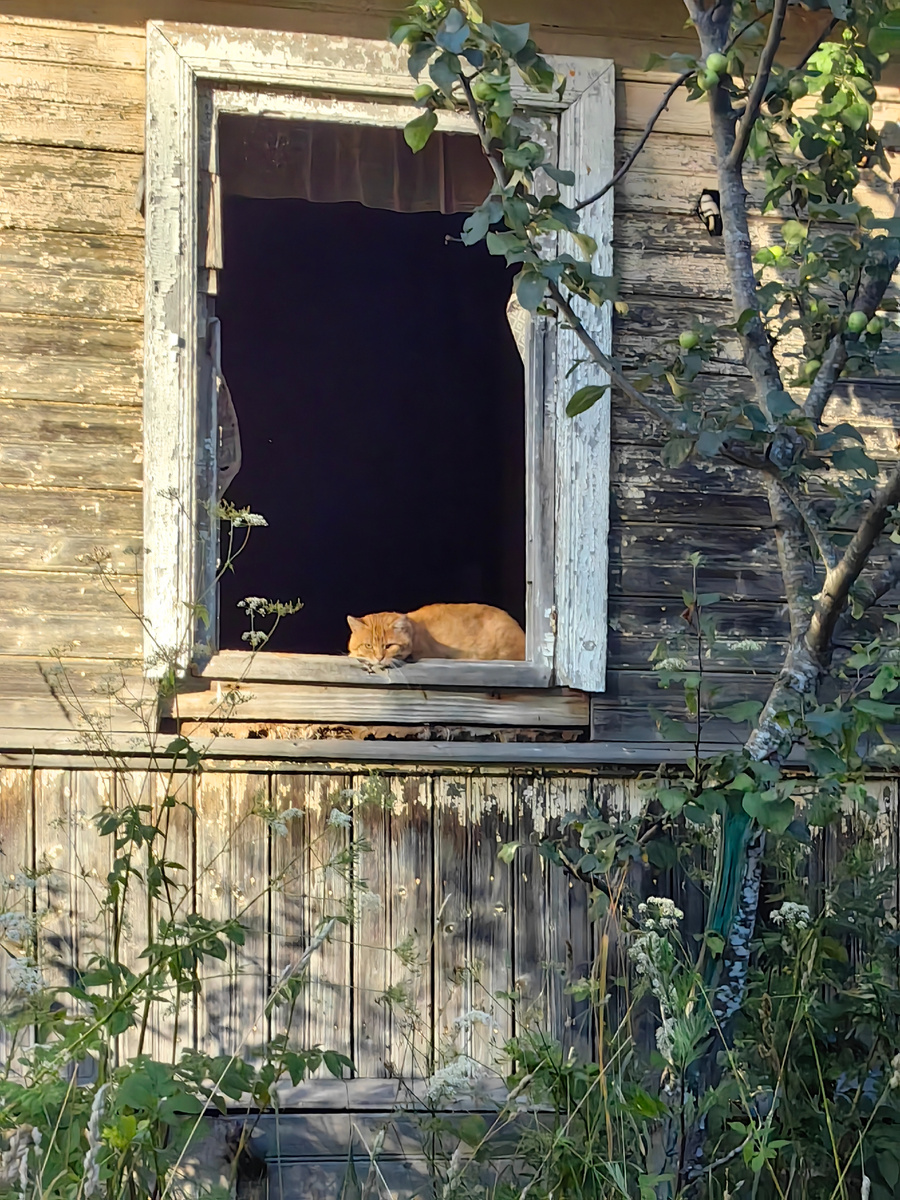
[391,615,412,636]
[347,615,366,633]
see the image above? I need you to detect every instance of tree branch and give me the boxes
[808,464,900,651]
[804,248,900,423]
[796,15,839,71]
[770,475,839,570]
[728,0,788,170]
[574,71,692,212]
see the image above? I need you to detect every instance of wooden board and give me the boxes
[0,313,142,405]
[0,144,144,235]
[0,766,33,1073]
[0,568,142,658]
[173,681,590,727]
[0,486,142,573]
[194,772,269,1056]
[201,652,551,690]
[0,399,142,490]
[0,57,144,152]
[0,229,142,320]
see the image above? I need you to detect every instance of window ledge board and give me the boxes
[197,651,552,689]
[176,678,586,727]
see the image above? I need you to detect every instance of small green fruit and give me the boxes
[470,78,495,102]
[679,330,700,350]
[697,68,720,92]
[847,310,868,334]
[804,358,822,378]
[706,52,728,75]
[788,77,808,100]
[867,317,885,335]
[413,83,433,101]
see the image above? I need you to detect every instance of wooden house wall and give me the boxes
[1,758,896,1195]
[0,9,899,742]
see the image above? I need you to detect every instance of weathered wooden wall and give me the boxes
[0,761,609,1076]
[0,10,899,741]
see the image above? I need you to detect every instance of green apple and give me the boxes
[706,52,728,75]
[847,310,868,334]
[803,358,822,379]
[867,317,885,335]
[697,68,720,92]
[788,77,808,100]
[679,330,700,350]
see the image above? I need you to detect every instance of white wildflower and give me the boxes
[11,874,38,891]
[453,1010,493,1033]
[328,808,352,829]
[728,638,765,652]
[238,596,269,613]
[424,1056,484,1106]
[231,512,267,527]
[770,902,811,930]
[655,1023,674,1061]
[889,1053,900,1090]
[0,912,35,944]
[241,630,269,649]
[640,896,684,931]
[862,1174,871,1200]
[1,1125,35,1195]
[7,958,44,996]
[655,656,687,672]
[267,807,303,838]
[82,1083,110,1199]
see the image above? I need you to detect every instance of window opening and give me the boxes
[214,116,525,656]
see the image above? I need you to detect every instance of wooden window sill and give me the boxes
[196,651,553,689]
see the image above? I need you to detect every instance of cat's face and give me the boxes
[347,613,413,665]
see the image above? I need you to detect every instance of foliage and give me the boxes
[386,0,900,1192]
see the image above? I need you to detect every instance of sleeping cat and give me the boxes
[347,603,525,665]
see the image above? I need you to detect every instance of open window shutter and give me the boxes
[554,62,615,693]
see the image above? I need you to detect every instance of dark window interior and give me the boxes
[216,125,525,656]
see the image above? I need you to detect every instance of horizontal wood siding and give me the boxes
[0,14,898,740]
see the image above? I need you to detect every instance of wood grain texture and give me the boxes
[0,568,142,658]
[0,56,143,151]
[0,144,144,235]
[0,313,142,405]
[0,486,142,572]
[0,229,142,320]
[554,60,615,694]
[194,772,269,1056]
[0,766,33,1072]
[200,652,551,689]
[0,399,142,490]
[174,681,590,727]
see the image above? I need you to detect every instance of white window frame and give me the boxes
[143,20,613,693]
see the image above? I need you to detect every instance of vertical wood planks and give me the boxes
[352,773,432,1080]
[269,773,352,1067]
[194,772,269,1058]
[0,768,33,1072]
[434,776,515,1074]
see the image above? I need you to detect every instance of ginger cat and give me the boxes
[347,603,525,665]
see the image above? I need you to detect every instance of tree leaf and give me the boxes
[429,52,459,94]
[516,268,547,312]
[491,20,530,54]
[435,9,469,54]
[403,110,437,153]
[566,384,609,417]
[408,40,436,78]
[716,700,763,723]
[832,445,880,476]
[497,840,521,863]
[660,437,694,467]
[543,164,576,187]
